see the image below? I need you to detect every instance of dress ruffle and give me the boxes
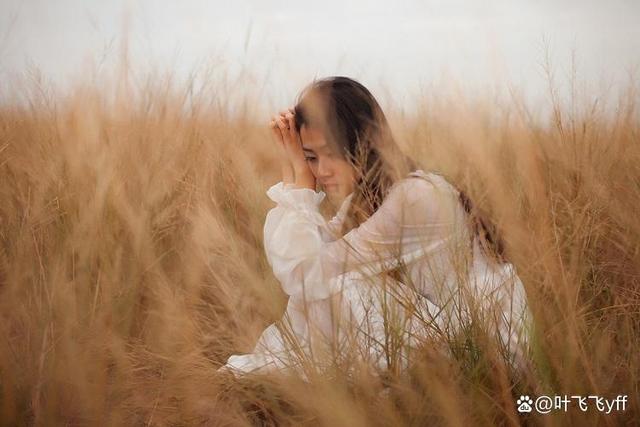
[266,182,326,209]
[266,182,327,227]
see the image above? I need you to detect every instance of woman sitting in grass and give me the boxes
[222,76,531,377]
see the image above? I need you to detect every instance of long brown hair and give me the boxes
[293,76,415,233]
[293,76,507,263]
[457,189,507,263]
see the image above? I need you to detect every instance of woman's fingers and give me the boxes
[279,108,294,119]
[269,115,294,183]
[276,115,297,155]
[281,116,306,167]
[278,115,295,146]
[270,108,313,187]
[269,117,281,133]
[271,108,305,165]
[269,118,284,144]
[276,115,290,134]
[278,108,296,123]
[279,109,291,118]
[285,112,296,136]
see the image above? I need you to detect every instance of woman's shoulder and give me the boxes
[392,169,459,197]
[381,169,461,221]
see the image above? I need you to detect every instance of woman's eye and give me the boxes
[305,157,317,163]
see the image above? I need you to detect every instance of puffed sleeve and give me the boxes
[263,176,461,301]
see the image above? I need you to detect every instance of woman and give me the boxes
[222,76,531,377]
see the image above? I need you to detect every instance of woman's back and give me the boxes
[325,169,530,363]
[400,170,530,366]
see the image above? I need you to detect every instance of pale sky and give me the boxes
[1,0,639,115]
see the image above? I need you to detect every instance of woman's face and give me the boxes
[300,124,355,201]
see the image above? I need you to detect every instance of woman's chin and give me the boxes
[322,184,343,198]
[323,186,347,205]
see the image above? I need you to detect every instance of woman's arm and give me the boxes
[270,109,315,190]
[263,176,461,301]
[269,110,295,185]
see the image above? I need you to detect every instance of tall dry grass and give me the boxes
[0,61,639,426]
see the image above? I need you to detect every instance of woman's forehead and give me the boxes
[300,125,327,150]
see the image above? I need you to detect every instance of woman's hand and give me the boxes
[269,110,294,184]
[270,108,316,191]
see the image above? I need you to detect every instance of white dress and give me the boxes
[223,169,531,376]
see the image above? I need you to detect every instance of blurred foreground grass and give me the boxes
[0,67,639,426]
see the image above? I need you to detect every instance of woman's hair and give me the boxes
[292,76,507,263]
[293,76,416,234]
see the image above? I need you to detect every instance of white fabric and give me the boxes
[223,169,531,376]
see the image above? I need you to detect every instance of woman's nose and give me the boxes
[317,157,332,177]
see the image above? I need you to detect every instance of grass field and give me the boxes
[0,62,638,425]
